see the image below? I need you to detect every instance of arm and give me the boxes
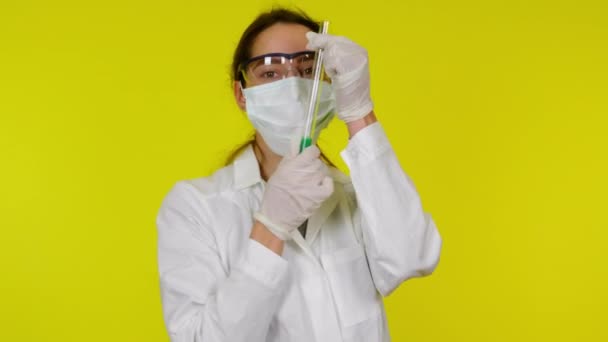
[156,182,288,341]
[341,120,442,296]
[306,32,442,296]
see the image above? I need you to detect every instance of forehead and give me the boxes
[250,23,312,57]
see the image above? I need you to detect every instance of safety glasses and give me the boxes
[239,50,318,86]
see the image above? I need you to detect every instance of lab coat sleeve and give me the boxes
[156,182,289,342]
[340,122,442,296]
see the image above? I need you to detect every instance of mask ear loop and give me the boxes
[239,80,246,100]
[239,66,249,93]
[238,66,251,102]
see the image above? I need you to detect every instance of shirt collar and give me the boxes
[233,144,263,190]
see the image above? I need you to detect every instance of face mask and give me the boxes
[242,77,336,156]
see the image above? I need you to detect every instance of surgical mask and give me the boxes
[242,77,336,156]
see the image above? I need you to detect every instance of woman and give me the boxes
[156,8,442,342]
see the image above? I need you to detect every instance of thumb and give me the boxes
[288,131,303,157]
[306,31,333,51]
[305,31,321,50]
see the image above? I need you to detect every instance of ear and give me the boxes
[233,81,246,111]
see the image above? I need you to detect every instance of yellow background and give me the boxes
[1,0,607,341]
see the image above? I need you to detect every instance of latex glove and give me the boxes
[254,145,334,240]
[306,32,373,123]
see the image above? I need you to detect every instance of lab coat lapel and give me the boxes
[306,182,341,245]
[288,183,341,268]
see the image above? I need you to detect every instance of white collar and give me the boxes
[233,144,263,190]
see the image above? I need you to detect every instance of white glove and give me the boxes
[306,32,374,123]
[254,145,334,240]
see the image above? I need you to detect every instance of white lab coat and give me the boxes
[156,122,442,342]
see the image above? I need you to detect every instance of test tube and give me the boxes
[300,20,330,153]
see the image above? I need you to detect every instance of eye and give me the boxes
[298,66,314,79]
[262,71,277,79]
[298,57,315,78]
[254,63,284,80]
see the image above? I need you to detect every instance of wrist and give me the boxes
[346,111,377,138]
[250,220,284,255]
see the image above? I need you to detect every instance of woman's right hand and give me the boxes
[254,145,334,240]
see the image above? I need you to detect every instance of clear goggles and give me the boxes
[239,50,328,86]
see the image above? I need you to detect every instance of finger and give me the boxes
[298,144,320,162]
[319,161,330,176]
[306,32,339,79]
[307,166,326,184]
[305,31,331,50]
[307,158,326,174]
[294,158,322,175]
[318,176,335,197]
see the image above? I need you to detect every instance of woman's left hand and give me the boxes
[306,32,374,123]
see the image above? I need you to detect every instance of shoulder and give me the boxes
[158,164,240,220]
[181,164,238,198]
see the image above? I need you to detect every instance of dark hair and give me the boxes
[225,7,334,168]
[231,8,320,87]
